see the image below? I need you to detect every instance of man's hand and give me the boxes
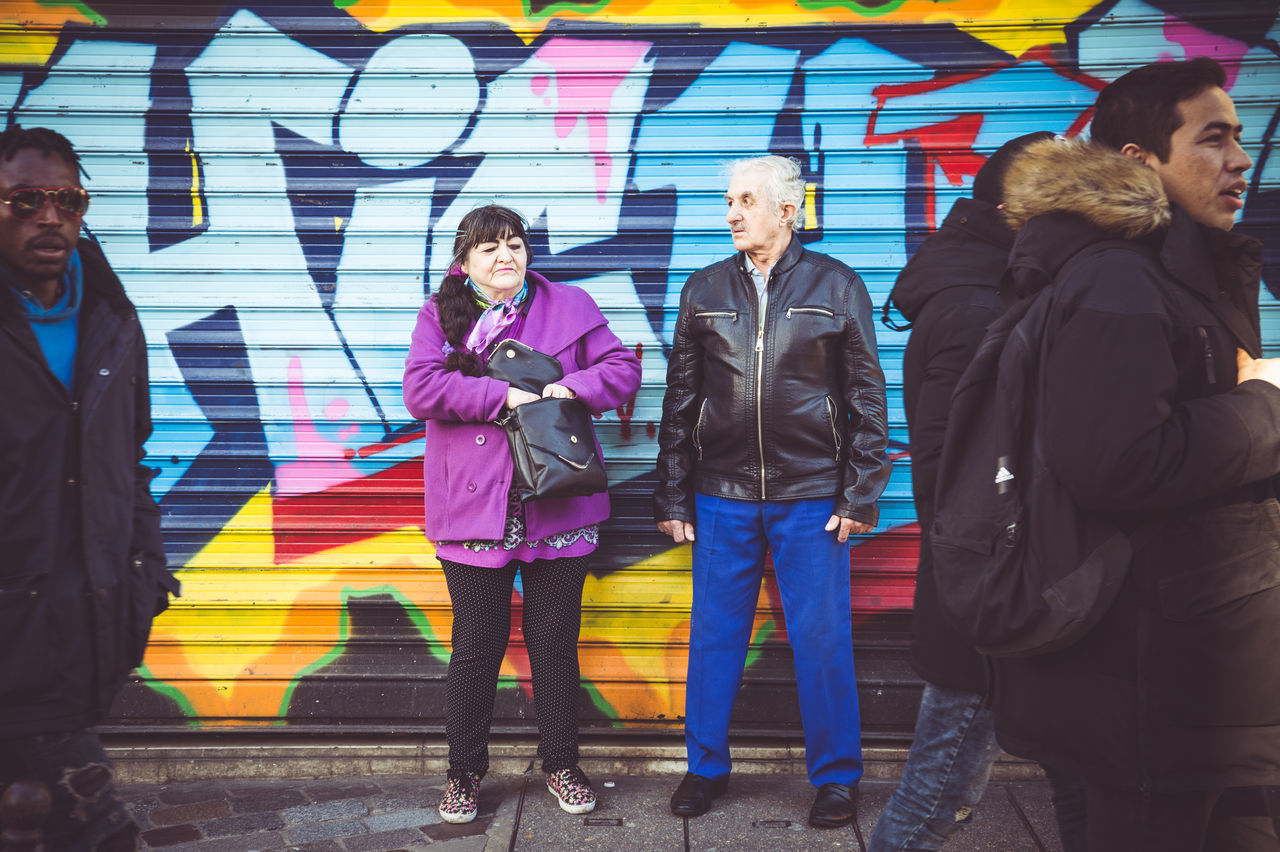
[657,520,696,543]
[506,387,540,408]
[541,382,576,399]
[1236,348,1280,389]
[825,515,872,543]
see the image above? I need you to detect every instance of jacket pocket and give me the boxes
[692,399,709,461]
[825,395,842,462]
[1148,501,1280,726]
[786,306,835,319]
[694,310,738,321]
[0,573,52,701]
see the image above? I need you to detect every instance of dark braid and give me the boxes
[433,205,532,375]
[0,125,82,177]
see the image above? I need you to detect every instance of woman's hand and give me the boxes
[541,383,577,400]
[506,387,540,408]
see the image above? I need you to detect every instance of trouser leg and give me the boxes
[519,555,590,773]
[0,728,136,852]
[765,497,861,786]
[1086,785,1219,852]
[441,558,517,776]
[685,494,768,781]
[867,682,1001,851]
[1042,763,1089,852]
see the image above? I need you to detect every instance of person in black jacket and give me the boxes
[654,154,890,827]
[991,60,1280,850]
[868,131,1091,852]
[0,127,178,851]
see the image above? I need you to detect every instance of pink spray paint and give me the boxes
[530,38,651,202]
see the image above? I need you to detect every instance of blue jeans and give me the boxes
[0,729,135,852]
[685,493,862,786]
[868,682,1002,851]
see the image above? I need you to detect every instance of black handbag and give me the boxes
[484,341,607,501]
[485,339,564,393]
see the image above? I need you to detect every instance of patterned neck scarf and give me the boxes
[464,277,529,355]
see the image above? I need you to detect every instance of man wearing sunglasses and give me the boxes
[0,126,178,851]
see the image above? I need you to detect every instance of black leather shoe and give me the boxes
[808,782,856,828]
[669,772,728,817]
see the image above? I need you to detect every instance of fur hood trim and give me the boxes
[1000,137,1170,239]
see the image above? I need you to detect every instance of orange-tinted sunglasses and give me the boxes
[2,186,91,220]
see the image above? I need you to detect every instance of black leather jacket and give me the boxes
[654,236,890,525]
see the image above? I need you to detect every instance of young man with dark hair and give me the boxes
[987,60,1280,850]
[0,125,178,850]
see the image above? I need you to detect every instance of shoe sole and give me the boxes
[809,813,855,829]
[548,783,597,815]
[438,806,477,824]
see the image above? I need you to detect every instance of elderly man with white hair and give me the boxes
[654,154,890,827]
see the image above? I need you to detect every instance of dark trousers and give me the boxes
[441,556,590,775]
[1087,785,1279,851]
[0,729,136,852]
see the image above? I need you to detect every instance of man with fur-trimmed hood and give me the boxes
[990,58,1280,849]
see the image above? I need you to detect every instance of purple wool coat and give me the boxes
[403,271,642,543]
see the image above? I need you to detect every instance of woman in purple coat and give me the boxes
[403,205,642,824]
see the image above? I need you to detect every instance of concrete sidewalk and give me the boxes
[120,770,1064,851]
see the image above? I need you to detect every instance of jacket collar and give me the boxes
[514,269,606,356]
[736,231,805,279]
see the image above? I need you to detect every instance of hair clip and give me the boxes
[441,342,455,355]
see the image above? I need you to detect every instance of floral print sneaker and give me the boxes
[546,765,597,814]
[438,769,482,824]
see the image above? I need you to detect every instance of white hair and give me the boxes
[727,155,806,231]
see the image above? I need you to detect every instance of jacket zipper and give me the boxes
[825,395,841,462]
[694,310,738,320]
[693,398,708,460]
[1198,327,1216,385]
[756,315,766,499]
[786,306,834,319]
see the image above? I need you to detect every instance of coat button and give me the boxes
[467,482,477,492]
[475,435,485,445]
[98,368,110,376]
[66,477,77,486]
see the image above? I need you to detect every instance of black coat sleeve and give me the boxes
[653,278,704,523]
[906,295,1002,529]
[834,273,890,524]
[1043,252,1280,513]
[130,321,180,609]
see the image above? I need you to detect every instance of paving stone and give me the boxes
[367,791,424,813]
[154,782,228,805]
[141,822,203,847]
[202,810,286,838]
[423,836,487,851]
[303,779,384,803]
[284,818,368,844]
[282,798,369,825]
[515,775,683,851]
[229,787,309,814]
[150,798,232,826]
[268,842,343,852]
[196,830,285,851]
[341,827,424,851]
[121,792,164,830]
[362,807,442,833]
[685,775,859,851]
[420,817,490,841]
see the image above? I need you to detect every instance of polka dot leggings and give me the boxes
[440,555,590,776]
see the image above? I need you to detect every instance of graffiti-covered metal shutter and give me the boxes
[1,2,1276,737]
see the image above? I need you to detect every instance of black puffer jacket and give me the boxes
[991,140,1280,792]
[0,238,178,737]
[890,198,1008,693]
[654,236,889,524]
